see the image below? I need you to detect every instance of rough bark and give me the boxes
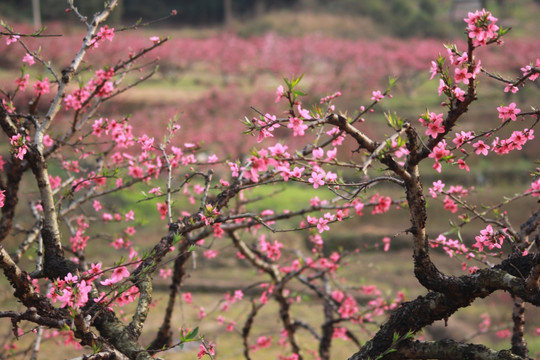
[348,254,540,359]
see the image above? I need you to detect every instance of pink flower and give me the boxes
[479,313,491,332]
[453,87,466,101]
[33,78,50,97]
[454,68,473,85]
[429,140,451,161]
[226,321,236,332]
[22,53,35,66]
[382,237,391,252]
[159,268,172,279]
[15,74,29,90]
[371,90,384,102]
[521,60,540,81]
[457,159,470,172]
[203,249,218,259]
[0,190,5,208]
[287,117,308,136]
[97,81,114,97]
[333,327,348,340]
[429,180,445,198]
[88,263,102,276]
[198,306,207,319]
[472,225,503,252]
[496,329,511,339]
[452,130,474,148]
[100,266,130,286]
[157,202,168,220]
[425,120,445,139]
[99,25,115,41]
[290,166,304,178]
[90,25,115,48]
[429,61,438,80]
[308,171,325,189]
[464,9,499,47]
[372,196,392,214]
[528,179,540,197]
[149,36,160,43]
[312,147,324,159]
[197,343,215,359]
[443,196,458,213]
[5,35,19,45]
[256,336,272,349]
[504,83,518,93]
[10,134,28,160]
[182,292,193,304]
[497,103,520,122]
[472,140,490,156]
[275,85,284,103]
[326,147,337,161]
[268,143,289,157]
[125,210,135,221]
[297,104,311,119]
[438,79,448,96]
[42,134,54,147]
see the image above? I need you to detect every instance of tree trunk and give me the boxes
[32,0,41,30]
[224,0,233,28]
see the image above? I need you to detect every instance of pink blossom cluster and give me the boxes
[496,102,521,122]
[370,195,392,215]
[196,343,215,359]
[464,9,499,47]
[33,77,50,97]
[430,234,469,258]
[47,273,92,309]
[428,140,451,173]
[88,25,115,48]
[320,91,342,104]
[520,59,540,82]
[472,225,504,252]
[419,112,445,139]
[258,235,284,261]
[492,129,534,155]
[9,134,28,161]
[69,216,90,252]
[65,68,115,110]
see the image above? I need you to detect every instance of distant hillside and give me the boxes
[2,0,540,39]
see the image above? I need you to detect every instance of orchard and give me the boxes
[1,2,540,360]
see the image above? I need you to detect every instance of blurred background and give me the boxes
[3,0,540,38]
[1,1,540,359]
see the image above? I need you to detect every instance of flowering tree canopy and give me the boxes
[1,3,540,360]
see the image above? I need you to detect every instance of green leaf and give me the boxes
[384,111,404,131]
[188,244,196,252]
[184,327,199,340]
[498,26,511,37]
[290,74,304,89]
[282,76,291,88]
[32,26,47,36]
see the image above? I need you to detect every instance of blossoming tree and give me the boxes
[1,2,540,360]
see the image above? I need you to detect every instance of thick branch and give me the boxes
[396,339,524,360]
[148,240,191,350]
[349,254,540,359]
[0,245,61,316]
[511,296,528,358]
